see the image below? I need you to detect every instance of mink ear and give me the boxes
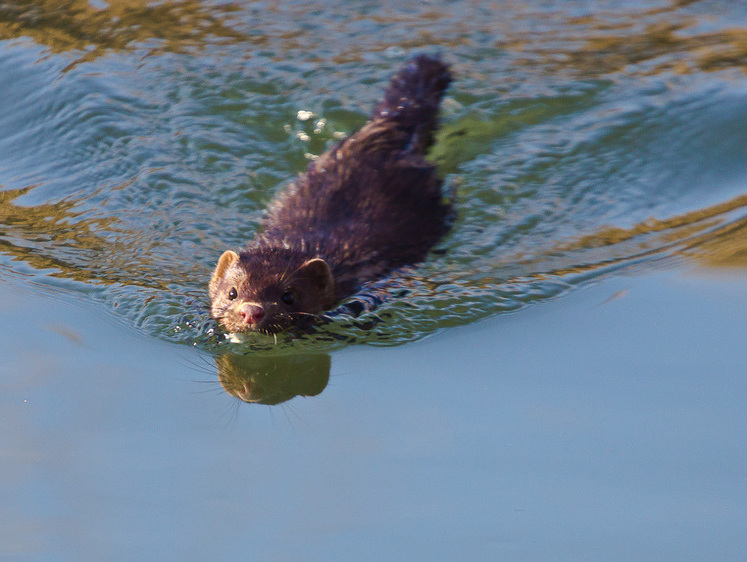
[210,250,239,296]
[296,258,335,303]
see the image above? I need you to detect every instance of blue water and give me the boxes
[1,1,747,558]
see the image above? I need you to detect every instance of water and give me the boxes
[1,1,747,558]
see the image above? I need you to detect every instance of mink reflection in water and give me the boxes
[217,353,330,405]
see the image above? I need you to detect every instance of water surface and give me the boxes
[1,0,746,558]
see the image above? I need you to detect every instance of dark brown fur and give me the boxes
[210,55,453,333]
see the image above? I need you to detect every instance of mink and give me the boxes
[209,55,453,334]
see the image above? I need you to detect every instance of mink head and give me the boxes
[209,247,336,334]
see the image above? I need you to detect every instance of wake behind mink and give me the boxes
[209,55,453,334]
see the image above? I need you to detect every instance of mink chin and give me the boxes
[209,55,454,334]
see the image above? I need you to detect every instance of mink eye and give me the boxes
[228,287,238,300]
[281,291,295,305]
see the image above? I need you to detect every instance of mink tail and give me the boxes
[372,54,452,155]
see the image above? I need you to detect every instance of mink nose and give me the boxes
[239,303,265,325]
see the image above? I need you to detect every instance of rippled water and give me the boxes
[3,1,747,557]
[1,0,746,352]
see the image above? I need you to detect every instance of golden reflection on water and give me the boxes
[1,0,744,77]
[0,184,163,287]
[561,22,747,76]
[536,192,747,275]
[500,1,747,77]
[0,184,107,274]
[0,0,244,65]
[562,193,747,252]
[685,215,747,269]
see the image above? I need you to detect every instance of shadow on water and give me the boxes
[1,1,747,403]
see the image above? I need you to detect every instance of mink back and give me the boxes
[254,55,453,298]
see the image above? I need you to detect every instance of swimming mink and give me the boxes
[209,55,453,334]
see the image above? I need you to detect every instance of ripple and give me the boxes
[1,1,746,352]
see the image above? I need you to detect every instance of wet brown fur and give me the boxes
[210,55,453,333]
